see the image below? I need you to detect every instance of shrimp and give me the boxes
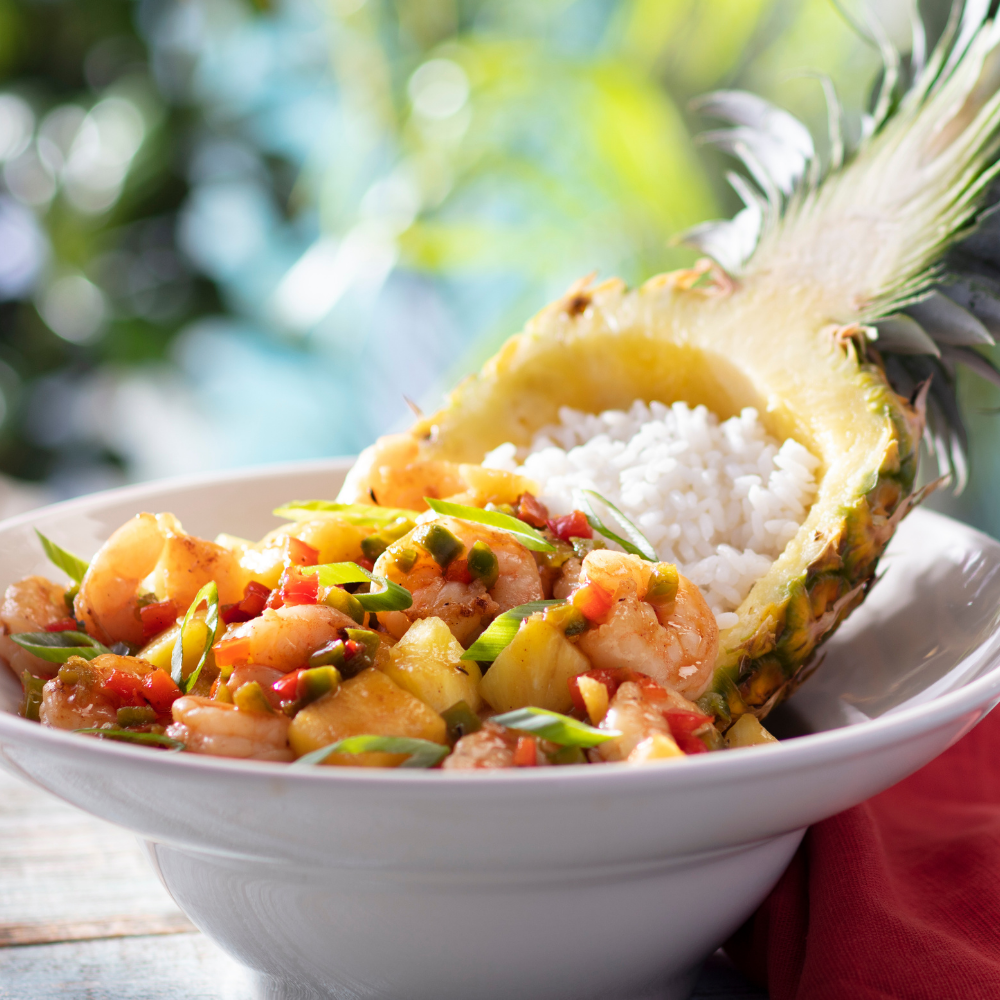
[373,516,543,645]
[226,664,286,709]
[442,721,553,770]
[575,551,719,700]
[75,512,247,647]
[592,679,699,763]
[442,722,519,770]
[38,653,154,730]
[337,433,466,510]
[166,695,292,761]
[215,604,359,672]
[0,576,71,678]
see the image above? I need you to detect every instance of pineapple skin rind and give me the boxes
[396,275,926,728]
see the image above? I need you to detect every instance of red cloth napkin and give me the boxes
[725,706,1000,1000]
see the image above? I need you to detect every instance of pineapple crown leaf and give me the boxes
[684,0,1000,492]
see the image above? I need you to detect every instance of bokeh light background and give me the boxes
[0,0,992,533]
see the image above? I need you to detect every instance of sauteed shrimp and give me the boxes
[5,489,771,768]
[374,515,543,645]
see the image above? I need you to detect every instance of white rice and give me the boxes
[482,400,820,627]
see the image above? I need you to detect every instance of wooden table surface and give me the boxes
[0,766,769,999]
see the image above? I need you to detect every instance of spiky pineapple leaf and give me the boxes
[684,2,1000,491]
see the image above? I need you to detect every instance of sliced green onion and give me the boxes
[580,490,657,562]
[308,563,412,612]
[73,727,186,751]
[171,581,219,694]
[460,600,567,662]
[290,735,449,769]
[36,530,90,583]
[273,501,420,526]
[490,707,620,747]
[423,498,556,553]
[20,670,44,721]
[11,631,110,663]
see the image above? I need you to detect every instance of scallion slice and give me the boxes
[460,600,567,662]
[490,707,620,747]
[273,501,420,526]
[307,562,412,612]
[36,530,89,583]
[171,581,219,693]
[424,498,556,553]
[74,727,186,751]
[11,631,110,663]
[291,735,449,768]
[580,490,657,562]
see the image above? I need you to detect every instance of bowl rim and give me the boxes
[1,457,999,794]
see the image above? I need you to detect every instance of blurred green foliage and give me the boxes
[7,0,998,540]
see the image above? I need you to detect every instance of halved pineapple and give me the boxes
[342,9,1000,728]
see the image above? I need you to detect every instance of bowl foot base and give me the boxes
[250,966,702,1000]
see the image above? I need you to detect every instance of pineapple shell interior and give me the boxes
[403,273,925,723]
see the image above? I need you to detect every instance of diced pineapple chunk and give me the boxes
[455,465,538,506]
[288,668,446,767]
[479,614,591,713]
[576,674,609,725]
[237,517,373,589]
[724,714,779,749]
[382,617,482,714]
[627,733,685,764]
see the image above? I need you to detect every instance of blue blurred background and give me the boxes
[0,0,992,531]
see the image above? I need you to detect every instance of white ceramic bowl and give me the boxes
[2,459,1000,1000]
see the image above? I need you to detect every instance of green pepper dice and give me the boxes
[392,546,419,573]
[233,680,274,714]
[381,516,416,541]
[543,602,588,637]
[309,639,347,670]
[360,535,389,561]
[297,666,341,706]
[412,522,464,568]
[646,563,679,607]
[322,586,365,624]
[344,628,380,671]
[466,541,499,588]
[441,700,482,744]
[117,705,157,727]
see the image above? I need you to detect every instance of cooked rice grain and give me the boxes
[482,401,819,624]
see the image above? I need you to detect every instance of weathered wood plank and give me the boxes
[0,913,194,947]
[0,932,254,1000]
[0,769,183,928]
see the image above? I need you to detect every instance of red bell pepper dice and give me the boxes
[567,667,626,713]
[513,736,538,767]
[139,601,177,641]
[516,492,550,528]
[104,669,146,706]
[44,617,80,633]
[444,558,473,584]
[285,537,320,567]
[142,669,182,713]
[572,581,614,621]
[547,510,592,542]
[279,566,319,606]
